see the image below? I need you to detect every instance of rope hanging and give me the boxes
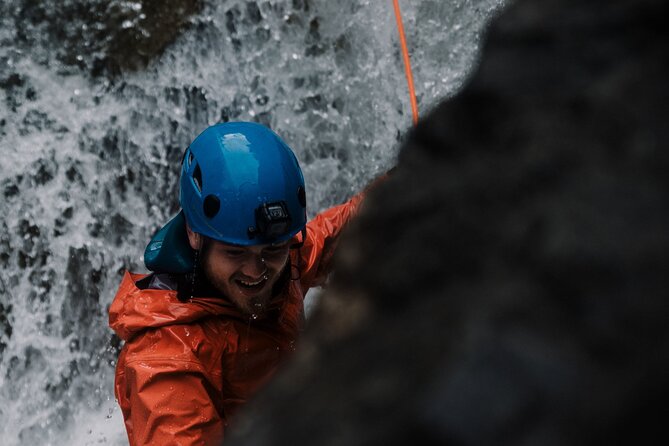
[392,0,419,125]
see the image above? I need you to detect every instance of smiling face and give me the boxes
[187,224,291,316]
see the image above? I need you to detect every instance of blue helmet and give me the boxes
[144,122,307,273]
[181,121,307,245]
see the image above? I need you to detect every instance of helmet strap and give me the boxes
[290,227,307,250]
[189,247,200,300]
[176,236,207,302]
[288,227,307,281]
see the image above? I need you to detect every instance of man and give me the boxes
[109,122,365,445]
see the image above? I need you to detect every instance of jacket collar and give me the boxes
[109,271,242,341]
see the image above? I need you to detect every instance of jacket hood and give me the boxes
[109,271,240,341]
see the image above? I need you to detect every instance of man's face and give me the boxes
[201,240,291,316]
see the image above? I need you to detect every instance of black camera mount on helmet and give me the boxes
[248,201,292,240]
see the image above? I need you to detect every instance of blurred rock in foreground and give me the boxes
[226,0,669,444]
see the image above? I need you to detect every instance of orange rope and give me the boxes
[392,0,419,126]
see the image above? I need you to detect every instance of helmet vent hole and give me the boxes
[192,164,202,193]
[203,195,220,218]
[188,152,194,166]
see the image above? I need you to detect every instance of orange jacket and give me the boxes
[109,194,362,446]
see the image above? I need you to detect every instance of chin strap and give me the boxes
[290,227,307,250]
[288,227,307,281]
[189,247,200,300]
[177,237,203,302]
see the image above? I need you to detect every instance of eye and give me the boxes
[263,245,288,257]
[223,248,245,258]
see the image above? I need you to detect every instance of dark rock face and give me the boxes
[10,0,202,77]
[226,0,669,445]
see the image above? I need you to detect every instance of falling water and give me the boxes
[0,0,504,444]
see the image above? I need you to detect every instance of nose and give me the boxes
[240,253,267,278]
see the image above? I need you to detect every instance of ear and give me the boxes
[185,223,202,250]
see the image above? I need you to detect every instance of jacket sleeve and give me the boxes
[297,191,365,290]
[116,335,225,445]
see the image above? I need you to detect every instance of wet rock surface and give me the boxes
[8,0,202,77]
[227,0,669,444]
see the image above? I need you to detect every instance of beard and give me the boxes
[197,240,291,317]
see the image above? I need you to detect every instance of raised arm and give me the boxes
[297,192,365,289]
[297,172,390,289]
